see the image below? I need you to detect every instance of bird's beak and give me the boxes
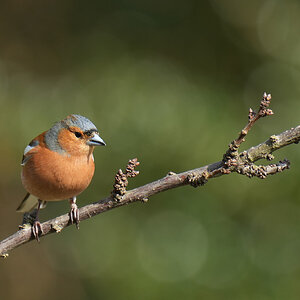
[87,133,106,146]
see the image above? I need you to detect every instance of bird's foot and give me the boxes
[32,220,43,242]
[69,202,80,229]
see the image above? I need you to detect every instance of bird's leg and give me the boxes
[32,200,43,242]
[69,196,80,229]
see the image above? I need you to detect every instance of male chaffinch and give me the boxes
[17,114,106,240]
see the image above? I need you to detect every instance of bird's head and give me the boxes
[45,114,106,156]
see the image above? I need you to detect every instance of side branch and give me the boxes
[0,125,299,257]
[246,126,300,162]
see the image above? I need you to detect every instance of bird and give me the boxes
[17,114,106,241]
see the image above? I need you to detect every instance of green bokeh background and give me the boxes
[1,1,300,299]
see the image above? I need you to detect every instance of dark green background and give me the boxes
[1,1,300,299]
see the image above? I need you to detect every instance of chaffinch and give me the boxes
[17,114,106,240]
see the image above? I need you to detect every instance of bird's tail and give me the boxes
[16,193,47,213]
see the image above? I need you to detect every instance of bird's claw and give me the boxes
[69,203,80,229]
[32,220,43,242]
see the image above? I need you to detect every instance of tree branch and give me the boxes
[1,94,299,257]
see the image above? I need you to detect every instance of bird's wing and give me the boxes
[21,138,40,166]
[16,193,47,213]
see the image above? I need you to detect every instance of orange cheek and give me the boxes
[58,129,89,156]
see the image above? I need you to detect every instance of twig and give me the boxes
[223,92,273,161]
[111,158,140,201]
[219,93,291,179]
[0,93,299,257]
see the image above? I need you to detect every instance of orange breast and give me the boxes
[21,146,95,201]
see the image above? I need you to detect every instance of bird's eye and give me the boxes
[74,132,82,138]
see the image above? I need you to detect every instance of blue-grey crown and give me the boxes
[63,114,98,132]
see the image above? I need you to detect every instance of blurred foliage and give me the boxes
[1,0,300,299]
